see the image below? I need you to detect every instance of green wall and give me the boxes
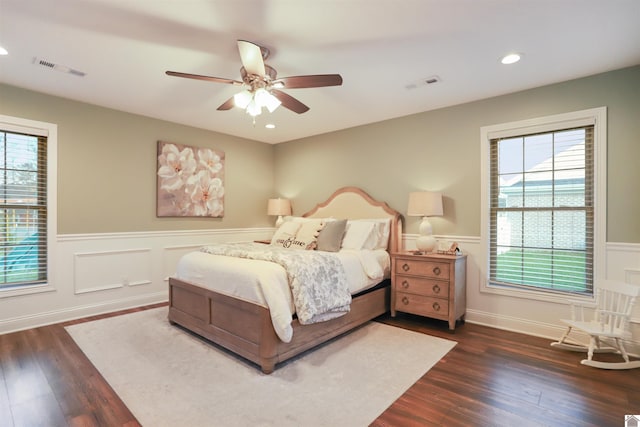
[0,84,275,234]
[274,66,640,243]
[2,65,639,241]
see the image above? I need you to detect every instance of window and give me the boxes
[0,115,57,297]
[1,131,47,288]
[480,108,606,300]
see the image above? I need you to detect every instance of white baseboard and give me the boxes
[465,308,565,340]
[465,308,640,357]
[0,291,168,334]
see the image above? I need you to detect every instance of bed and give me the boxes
[168,186,402,373]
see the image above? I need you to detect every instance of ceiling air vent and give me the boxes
[423,76,441,85]
[405,75,441,90]
[33,57,86,77]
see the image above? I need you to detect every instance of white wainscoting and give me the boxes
[2,228,640,357]
[74,248,153,294]
[0,228,273,334]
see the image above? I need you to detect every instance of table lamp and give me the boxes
[407,191,443,253]
[267,198,292,227]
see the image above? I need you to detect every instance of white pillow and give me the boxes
[350,219,392,250]
[341,221,375,250]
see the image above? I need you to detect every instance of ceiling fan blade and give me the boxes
[217,97,236,111]
[271,89,310,114]
[275,74,343,89]
[237,40,266,77]
[166,71,242,85]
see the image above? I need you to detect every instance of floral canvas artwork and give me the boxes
[156,141,225,217]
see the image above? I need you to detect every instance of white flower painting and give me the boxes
[157,141,225,217]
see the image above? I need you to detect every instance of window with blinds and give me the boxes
[489,126,594,295]
[0,130,48,289]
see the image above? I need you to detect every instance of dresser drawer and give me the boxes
[395,259,449,280]
[394,292,449,317]
[395,275,449,297]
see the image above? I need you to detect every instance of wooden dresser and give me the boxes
[391,252,467,331]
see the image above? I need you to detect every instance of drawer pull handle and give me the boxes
[432,266,441,276]
[402,296,409,305]
[432,284,440,294]
[432,302,441,311]
[402,280,410,289]
[402,263,410,272]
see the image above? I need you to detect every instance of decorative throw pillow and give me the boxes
[270,221,301,246]
[316,219,347,252]
[293,219,325,250]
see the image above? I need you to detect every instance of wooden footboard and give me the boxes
[168,277,390,373]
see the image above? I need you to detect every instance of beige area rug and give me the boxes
[66,307,455,427]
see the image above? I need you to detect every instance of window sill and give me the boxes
[0,283,56,299]
[480,280,595,305]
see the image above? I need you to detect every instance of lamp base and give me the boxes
[415,234,437,253]
[414,217,437,253]
[275,216,284,227]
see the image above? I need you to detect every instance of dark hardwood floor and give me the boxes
[1,304,638,427]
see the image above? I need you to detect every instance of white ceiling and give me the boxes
[1,0,639,144]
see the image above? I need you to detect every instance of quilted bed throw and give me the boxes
[200,243,352,324]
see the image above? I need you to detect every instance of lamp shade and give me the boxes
[233,90,253,109]
[407,191,443,217]
[267,198,292,216]
[255,88,282,113]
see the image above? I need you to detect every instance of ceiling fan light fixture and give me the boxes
[246,99,262,117]
[234,90,253,109]
[255,88,281,113]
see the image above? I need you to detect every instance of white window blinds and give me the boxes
[489,126,594,295]
[0,130,48,288]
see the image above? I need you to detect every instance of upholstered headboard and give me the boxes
[302,186,402,253]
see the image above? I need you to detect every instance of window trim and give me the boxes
[0,115,57,298]
[480,107,607,303]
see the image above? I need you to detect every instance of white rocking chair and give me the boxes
[551,279,640,370]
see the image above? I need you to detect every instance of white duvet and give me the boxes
[174,243,390,343]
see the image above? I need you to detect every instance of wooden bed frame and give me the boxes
[168,187,402,373]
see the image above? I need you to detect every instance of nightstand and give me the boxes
[391,252,467,331]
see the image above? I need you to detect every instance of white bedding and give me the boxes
[174,243,390,343]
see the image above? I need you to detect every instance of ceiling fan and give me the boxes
[166,40,343,117]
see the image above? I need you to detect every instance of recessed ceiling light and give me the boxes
[265,123,275,129]
[501,53,522,65]
[0,46,8,56]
